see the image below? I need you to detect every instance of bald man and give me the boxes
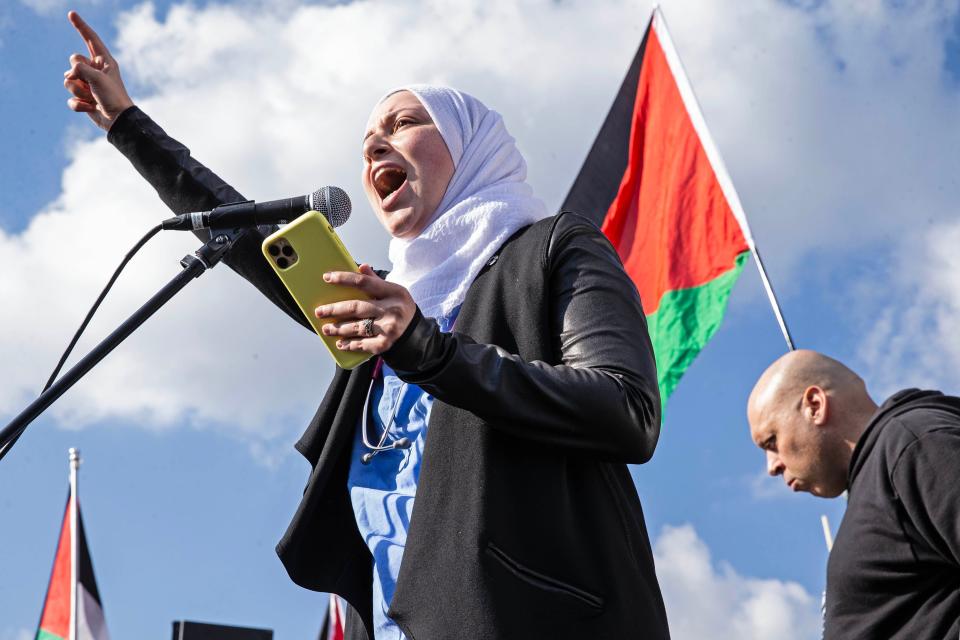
[748,350,960,640]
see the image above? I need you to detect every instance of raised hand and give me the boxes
[63,11,134,131]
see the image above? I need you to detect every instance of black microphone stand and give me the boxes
[0,230,237,461]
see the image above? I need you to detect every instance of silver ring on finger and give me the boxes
[360,318,376,337]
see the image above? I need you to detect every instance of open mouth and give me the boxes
[373,166,408,201]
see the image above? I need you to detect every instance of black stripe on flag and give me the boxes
[77,504,103,607]
[560,15,652,226]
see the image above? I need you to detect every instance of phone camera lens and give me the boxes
[277,257,289,269]
[281,245,294,257]
[268,244,280,257]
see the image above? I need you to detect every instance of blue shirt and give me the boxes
[346,309,458,639]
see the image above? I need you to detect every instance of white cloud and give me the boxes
[665,0,960,286]
[17,0,65,16]
[654,524,822,640]
[17,0,99,17]
[3,0,960,448]
[857,218,960,397]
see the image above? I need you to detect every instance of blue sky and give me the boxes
[2,1,960,638]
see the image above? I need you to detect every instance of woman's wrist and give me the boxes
[383,307,458,377]
[105,104,142,142]
[382,308,424,365]
[104,101,137,132]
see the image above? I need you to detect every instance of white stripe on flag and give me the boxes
[77,584,109,640]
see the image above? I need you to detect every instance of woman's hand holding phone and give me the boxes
[316,264,417,355]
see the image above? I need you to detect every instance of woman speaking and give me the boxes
[64,11,670,639]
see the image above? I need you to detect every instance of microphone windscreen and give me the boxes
[311,186,352,228]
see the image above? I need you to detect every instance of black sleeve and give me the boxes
[892,429,960,566]
[383,216,661,463]
[107,106,308,329]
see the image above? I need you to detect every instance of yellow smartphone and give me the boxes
[261,211,373,370]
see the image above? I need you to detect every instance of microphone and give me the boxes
[161,186,351,231]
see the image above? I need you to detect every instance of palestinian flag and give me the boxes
[36,492,109,640]
[563,7,756,408]
[317,595,345,640]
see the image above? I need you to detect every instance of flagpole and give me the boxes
[749,248,795,351]
[652,5,796,353]
[820,514,834,552]
[69,448,80,640]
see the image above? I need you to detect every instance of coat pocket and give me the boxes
[485,541,605,612]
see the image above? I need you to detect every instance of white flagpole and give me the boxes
[69,448,80,640]
[652,6,796,352]
[749,248,795,350]
[820,514,834,552]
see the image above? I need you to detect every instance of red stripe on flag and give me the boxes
[601,27,749,315]
[38,498,71,639]
[327,595,345,640]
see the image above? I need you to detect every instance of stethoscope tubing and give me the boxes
[360,357,411,464]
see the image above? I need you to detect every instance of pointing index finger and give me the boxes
[68,11,111,61]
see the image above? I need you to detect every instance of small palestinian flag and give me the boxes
[563,7,757,408]
[36,478,109,640]
[317,595,345,640]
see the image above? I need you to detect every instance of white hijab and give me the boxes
[376,85,551,320]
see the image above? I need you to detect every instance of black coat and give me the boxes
[109,106,671,640]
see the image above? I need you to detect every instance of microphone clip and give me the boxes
[160,200,261,232]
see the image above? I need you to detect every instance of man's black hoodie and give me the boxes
[825,389,960,639]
